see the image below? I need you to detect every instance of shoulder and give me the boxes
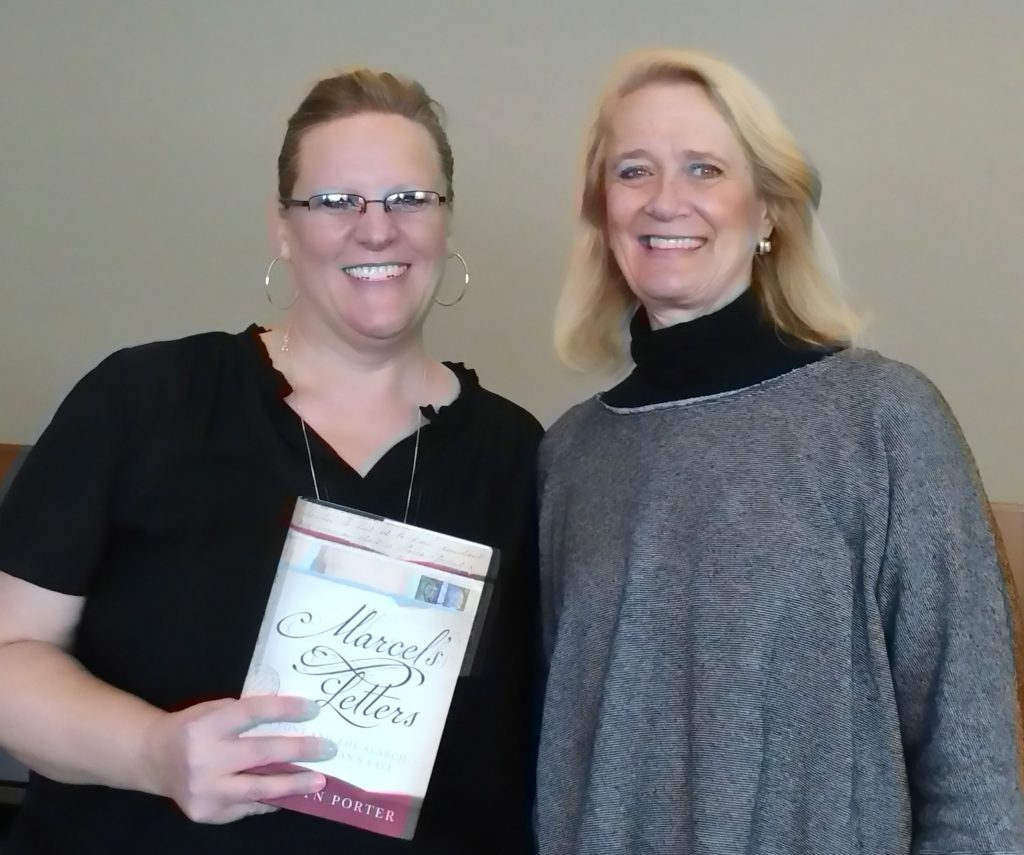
[538,397,602,472]
[444,362,544,448]
[74,329,245,396]
[818,350,973,482]
[55,327,257,437]
[45,329,240,408]
[95,328,245,379]
[785,348,954,437]
[475,387,545,439]
[837,349,946,407]
[544,397,600,441]
[825,349,958,435]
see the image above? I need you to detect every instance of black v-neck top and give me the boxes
[602,287,840,407]
[0,325,543,854]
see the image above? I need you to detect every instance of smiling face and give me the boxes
[279,112,449,346]
[604,82,771,326]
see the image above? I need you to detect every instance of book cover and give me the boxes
[241,498,497,838]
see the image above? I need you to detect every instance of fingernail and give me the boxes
[318,740,338,760]
[301,700,322,720]
[311,774,327,792]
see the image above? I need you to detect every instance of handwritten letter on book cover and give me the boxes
[242,498,497,839]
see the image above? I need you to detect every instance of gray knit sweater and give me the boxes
[536,348,1024,855]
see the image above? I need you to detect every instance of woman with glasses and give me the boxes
[535,49,1024,855]
[0,68,541,854]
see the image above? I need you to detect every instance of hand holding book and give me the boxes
[141,693,331,824]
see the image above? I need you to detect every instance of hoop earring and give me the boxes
[434,252,469,307]
[755,237,773,256]
[264,256,297,309]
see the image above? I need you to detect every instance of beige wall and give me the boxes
[1,0,1021,500]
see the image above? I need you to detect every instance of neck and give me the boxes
[269,318,434,410]
[646,279,751,329]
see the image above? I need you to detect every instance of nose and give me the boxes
[644,174,694,222]
[353,201,399,250]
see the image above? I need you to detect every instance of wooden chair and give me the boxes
[993,502,1024,600]
[0,446,23,486]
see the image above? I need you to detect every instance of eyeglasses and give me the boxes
[279,190,448,215]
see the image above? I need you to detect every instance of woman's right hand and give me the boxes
[142,694,334,824]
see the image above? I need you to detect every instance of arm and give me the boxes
[0,571,156,788]
[877,369,1024,853]
[0,571,332,823]
[536,434,560,665]
[0,349,331,824]
[0,573,331,827]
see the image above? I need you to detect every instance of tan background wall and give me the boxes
[0,0,1021,500]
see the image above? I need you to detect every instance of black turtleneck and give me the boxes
[601,287,841,408]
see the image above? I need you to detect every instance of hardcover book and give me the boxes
[242,497,497,838]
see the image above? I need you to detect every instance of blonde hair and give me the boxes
[555,49,861,372]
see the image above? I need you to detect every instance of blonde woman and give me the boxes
[537,49,1024,855]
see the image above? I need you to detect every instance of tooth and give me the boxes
[343,264,408,280]
[647,237,705,249]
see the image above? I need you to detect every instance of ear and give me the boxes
[443,203,454,245]
[758,197,774,241]
[265,196,291,261]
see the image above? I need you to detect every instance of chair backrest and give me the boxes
[0,445,25,489]
[994,502,1024,598]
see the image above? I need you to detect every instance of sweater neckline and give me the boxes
[599,345,852,415]
[600,287,842,409]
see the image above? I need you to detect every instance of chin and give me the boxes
[333,293,430,341]
[631,277,703,305]
[347,312,425,343]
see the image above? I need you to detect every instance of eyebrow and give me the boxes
[309,183,433,197]
[610,148,726,164]
[610,148,653,164]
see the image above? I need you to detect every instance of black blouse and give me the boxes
[0,325,542,855]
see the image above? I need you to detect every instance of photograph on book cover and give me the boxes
[242,498,499,839]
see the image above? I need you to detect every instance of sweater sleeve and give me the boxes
[876,365,1024,854]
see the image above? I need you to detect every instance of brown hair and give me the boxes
[277,67,454,206]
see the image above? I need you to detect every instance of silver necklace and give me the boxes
[284,330,425,525]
